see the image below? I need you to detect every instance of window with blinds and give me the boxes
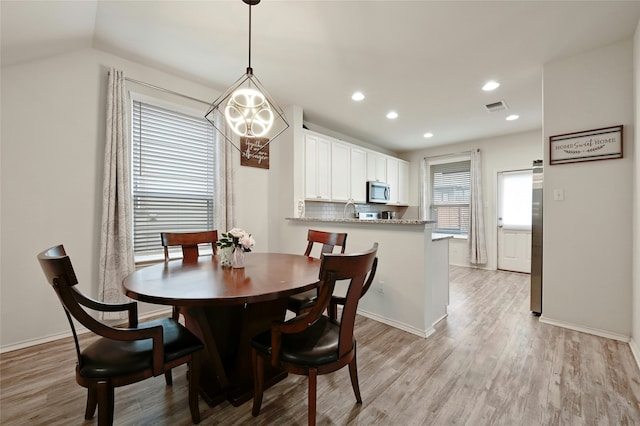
[132,100,216,257]
[429,159,471,235]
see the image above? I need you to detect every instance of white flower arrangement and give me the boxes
[216,228,255,252]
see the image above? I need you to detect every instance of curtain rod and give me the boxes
[423,149,477,161]
[120,75,211,106]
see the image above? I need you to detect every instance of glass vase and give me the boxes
[219,247,233,267]
[232,247,245,268]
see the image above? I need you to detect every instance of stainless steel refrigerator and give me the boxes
[530,160,543,315]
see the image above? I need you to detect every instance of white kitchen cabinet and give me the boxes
[331,141,350,201]
[386,157,399,204]
[303,129,407,205]
[304,133,331,200]
[350,147,367,203]
[398,160,409,205]
[366,151,386,182]
[385,157,410,205]
[332,141,367,203]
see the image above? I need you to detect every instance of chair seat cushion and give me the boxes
[79,318,203,379]
[251,316,354,366]
[287,289,317,313]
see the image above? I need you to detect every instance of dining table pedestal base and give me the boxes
[183,298,290,407]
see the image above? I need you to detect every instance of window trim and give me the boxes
[422,153,472,237]
[129,93,217,262]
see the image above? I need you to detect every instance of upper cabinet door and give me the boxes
[350,147,367,203]
[367,151,387,182]
[304,134,318,198]
[331,141,350,201]
[304,133,331,200]
[398,160,409,205]
[386,157,399,204]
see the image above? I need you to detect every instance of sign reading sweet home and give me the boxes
[240,137,270,169]
[549,125,623,165]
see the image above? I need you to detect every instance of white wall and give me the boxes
[542,39,634,339]
[268,105,303,254]
[0,48,272,349]
[631,21,640,357]
[403,130,542,270]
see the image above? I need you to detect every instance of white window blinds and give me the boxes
[132,100,216,256]
[430,160,471,234]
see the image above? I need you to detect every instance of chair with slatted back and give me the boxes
[286,230,347,316]
[250,243,379,426]
[37,245,203,426]
[161,230,218,321]
[160,230,219,263]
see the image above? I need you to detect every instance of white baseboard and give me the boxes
[0,308,172,354]
[0,330,77,354]
[357,308,436,339]
[4,306,437,353]
[629,338,640,370]
[432,313,448,327]
[539,315,631,343]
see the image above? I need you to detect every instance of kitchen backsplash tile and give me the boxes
[303,200,407,219]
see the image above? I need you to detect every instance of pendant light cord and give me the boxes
[247,4,252,73]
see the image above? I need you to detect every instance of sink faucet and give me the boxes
[343,198,358,218]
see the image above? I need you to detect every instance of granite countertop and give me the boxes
[286,217,435,225]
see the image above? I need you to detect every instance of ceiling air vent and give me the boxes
[485,100,508,112]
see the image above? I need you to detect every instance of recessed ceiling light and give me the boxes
[482,81,500,91]
[386,111,398,119]
[506,114,519,121]
[423,132,434,138]
[351,91,365,101]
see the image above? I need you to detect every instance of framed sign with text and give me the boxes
[240,137,269,169]
[549,125,623,165]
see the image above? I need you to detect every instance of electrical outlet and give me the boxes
[377,280,385,293]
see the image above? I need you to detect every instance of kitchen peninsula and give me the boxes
[285,217,450,338]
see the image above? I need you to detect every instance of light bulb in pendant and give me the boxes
[225,87,274,137]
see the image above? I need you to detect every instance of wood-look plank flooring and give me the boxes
[3,266,640,425]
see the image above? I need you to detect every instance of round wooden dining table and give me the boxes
[123,252,321,407]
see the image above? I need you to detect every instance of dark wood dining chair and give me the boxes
[161,230,218,320]
[37,245,204,426]
[287,229,347,315]
[160,230,219,263]
[328,255,378,320]
[250,243,379,426]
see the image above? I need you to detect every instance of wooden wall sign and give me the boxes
[240,137,269,169]
[549,125,623,165]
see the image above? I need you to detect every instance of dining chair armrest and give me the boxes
[112,323,165,376]
[60,284,164,373]
[71,287,139,327]
[270,311,315,366]
[281,277,336,334]
[270,274,337,366]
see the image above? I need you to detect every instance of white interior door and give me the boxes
[497,170,532,273]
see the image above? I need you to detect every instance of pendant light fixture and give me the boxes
[205,0,289,159]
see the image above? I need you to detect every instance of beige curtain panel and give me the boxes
[98,68,135,319]
[469,149,488,265]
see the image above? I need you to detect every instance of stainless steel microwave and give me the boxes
[367,181,390,203]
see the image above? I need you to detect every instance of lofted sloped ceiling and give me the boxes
[2,1,640,152]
